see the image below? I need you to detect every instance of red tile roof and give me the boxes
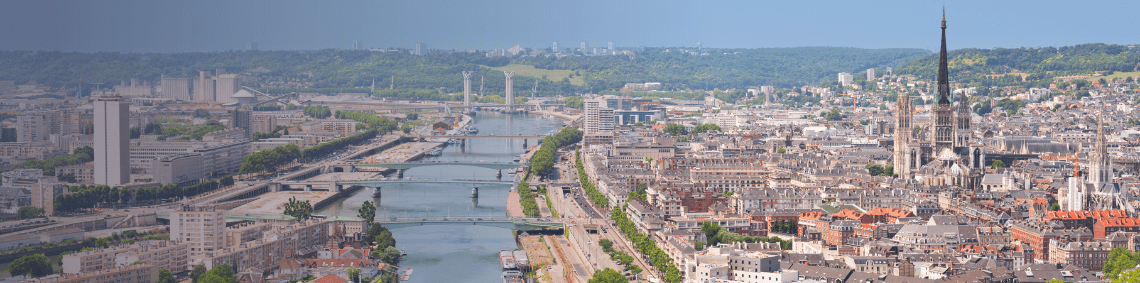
[312,274,348,283]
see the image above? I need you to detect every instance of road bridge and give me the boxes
[272,179,514,191]
[355,161,522,170]
[375,217,563,231]
[408,135,547,140]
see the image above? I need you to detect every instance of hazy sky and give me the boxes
[2,0,1137,53]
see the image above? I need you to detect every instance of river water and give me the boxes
[317,112,563,283]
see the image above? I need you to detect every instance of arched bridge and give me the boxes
[355,161,523,170]
[375,217,563,231]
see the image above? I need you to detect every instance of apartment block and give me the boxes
[170,206,226,258]
[200,220,330,271]
[114,241,190,274]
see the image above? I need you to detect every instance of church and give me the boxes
[1061,114,1131,211]
[893,11,984,189]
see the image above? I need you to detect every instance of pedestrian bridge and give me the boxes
[375,217,563,231]
[355,161,523,170]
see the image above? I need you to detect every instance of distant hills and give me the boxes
[894,43,1140,88]
[4,44,1137,98]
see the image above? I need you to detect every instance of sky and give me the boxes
[1,0,1137,53]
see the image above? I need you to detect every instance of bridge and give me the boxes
[272,178,514,191]
[408,135,547,140]
[355,161,523,170]
[375,217,563,231]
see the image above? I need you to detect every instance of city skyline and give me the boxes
[0,0,1136,53]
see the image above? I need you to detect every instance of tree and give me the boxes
[358,200,376,232]
[17,206,44,219]
[157,269,179,283]
[663,124,688,136]
[283,196,313,220]
[1046,279,1063,283]
[405,113,419,120]
[588,268,629,283]
[694,240,705,251]
[865,164,884,176]
[381,246,401,265]
[1104,248,1140,279]
[9,254,53,278]
[777,147,786,154]
[991,160,1006,169]
[691,124,721,134]
[347,268,362,283]
[825,108,843,121]
[1052,203,1061,211]
[598,239,614,251]
[190,265,207,283]
[400,124,412,134]
[1117,268,1140,283]
[204,264,237,283]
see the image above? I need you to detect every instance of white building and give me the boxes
[214,74,241,104]
[838,73,853,86]
[161,76,192,101]
[94,96,129,186]
[170,205,226,258]
[867,68,876,80]
[584,99,615,135]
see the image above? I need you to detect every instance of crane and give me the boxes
[609,87,635,98]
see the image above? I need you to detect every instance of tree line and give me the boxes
[11,146,93,176]
[301,129,377,162]
[54,178,230,214]
[303,105,331,118]
[528,127,583,178]
[335,111,398,133]
[575,149,609,208]
[611,206,683,283]
[238,144,301,175]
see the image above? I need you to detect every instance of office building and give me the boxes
[552,42,558,52]
[94,96,129,186]
[352,41,361,50]
[197,71,215,102]
[153,154,205,186]
[171,205,226,258]
[214,74,241,104]
[867,68,876,80]
[580,42,587,52]
[160,75,192,101]
[129,140,249,176]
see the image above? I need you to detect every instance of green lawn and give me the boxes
[487,64,585,86]
[1091,71,1140,81]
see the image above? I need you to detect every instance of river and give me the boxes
[317,112,563,283]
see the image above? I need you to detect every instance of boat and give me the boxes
[471,187,479,198]
[447,139,461,144]
[501,270,524,283]
[499,250,517,270]
[427,149,443,156]
[400,268,413,281]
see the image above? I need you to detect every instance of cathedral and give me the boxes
[1062,113,1131,211]
[893,11,983,189]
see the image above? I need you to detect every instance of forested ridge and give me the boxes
[895,43,1140,88]
[5,44,1135,99]
[0,47,928,97]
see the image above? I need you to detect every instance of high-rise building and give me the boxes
[161,75,192,101]
[248,42,258,51]
[607,41,614,52]
[233,108,251,140]
[215,74,241,104]
[552,42,558,53]
[352,41,361,50]
[584,99,615,135]
[15,113,49,142]
[170,205,226,258]
[414,43,426,56]
[580,42,587,52]
[838,73,853,86]
[867,68,876,80]
[95,95,129,186]
[197,71,215,102]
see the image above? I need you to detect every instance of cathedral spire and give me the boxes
[937,8,950,106]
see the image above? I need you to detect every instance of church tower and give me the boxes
[1090,112,1112,187]
[933,9,955,154]
[894,83,913,179]
[955,88,972,149]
